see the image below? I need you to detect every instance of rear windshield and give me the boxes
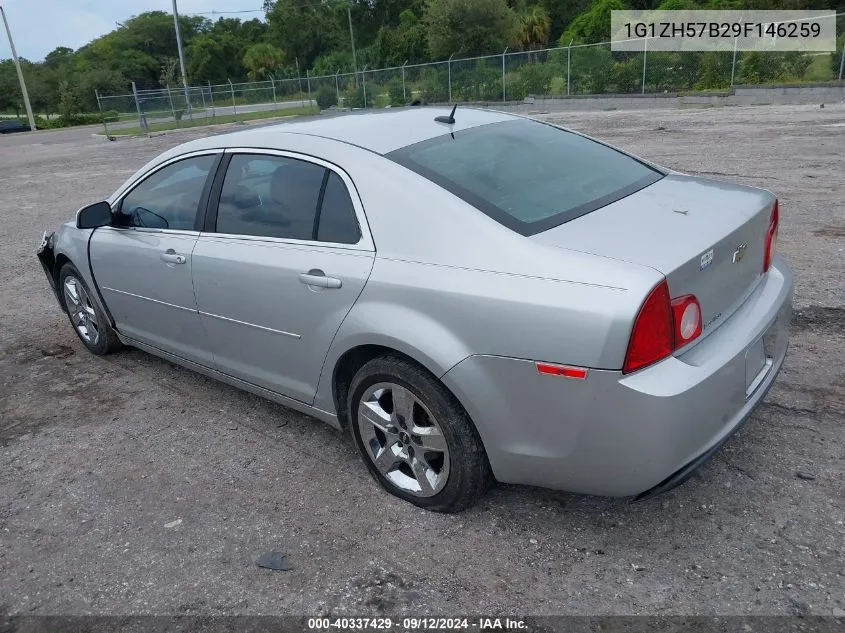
[387,118,664,236]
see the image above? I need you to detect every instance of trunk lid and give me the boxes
[532,174,776,334]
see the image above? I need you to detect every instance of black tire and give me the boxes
[58,263,122,356]
[348,355,492,513]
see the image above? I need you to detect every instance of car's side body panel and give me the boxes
[89,227,215,366]
[311,257,656,413]
[192,235,375,403]
[49,223,111,319]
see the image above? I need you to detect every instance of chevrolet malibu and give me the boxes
[37,108,791,512]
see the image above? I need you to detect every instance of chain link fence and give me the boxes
[97,13,845,135]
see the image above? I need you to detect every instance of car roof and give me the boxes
[176,106,517,156]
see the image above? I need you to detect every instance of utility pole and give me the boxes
[0,5,35,131]
[347,4,358,86]
[171,0,192,120]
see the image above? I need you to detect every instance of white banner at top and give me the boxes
[610,10,837,52]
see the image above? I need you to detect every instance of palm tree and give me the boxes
[516,5,552,57]
[243,43,286,81]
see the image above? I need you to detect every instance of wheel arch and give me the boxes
[328,340,472,434]
[53,253,72,309]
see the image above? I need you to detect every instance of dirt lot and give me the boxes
[0,105,843,617]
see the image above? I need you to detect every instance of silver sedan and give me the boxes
[37,107,792,512]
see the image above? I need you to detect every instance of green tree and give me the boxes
[243,43,286,80]
[695,52,732,89]
[517,61,556,94]
[568,44,614,93]
[44,47,75,69]
[159,57,179,88]
[373,9,428,66]
[516,5,552,52]
[311,50,355,76]
[543,0,592,43]
[265,0,342,70]
[426,0,518,58]
[58,80,79,123]
[559,0,627,45]
[188,35,241,83]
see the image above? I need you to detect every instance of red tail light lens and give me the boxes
[623,280,674,374]
[671,295,702,346]
[623,282,703,374]
[763,200,779,273]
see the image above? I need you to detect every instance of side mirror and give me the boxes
[76,201,113,229]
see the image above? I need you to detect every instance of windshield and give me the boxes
[387,118,664,236]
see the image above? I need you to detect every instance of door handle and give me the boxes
[299,270,342,289]
[160,250,186,265]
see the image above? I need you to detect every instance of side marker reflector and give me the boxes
[535,362,588,379]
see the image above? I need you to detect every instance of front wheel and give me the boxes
[348,355,491,513]
[58,263,122,356]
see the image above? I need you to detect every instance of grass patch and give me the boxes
[106,106,318,136]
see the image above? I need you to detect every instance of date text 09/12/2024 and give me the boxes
[307,617,527,630]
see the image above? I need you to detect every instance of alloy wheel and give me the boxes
[357,382,451,497]
[63,276,100,346]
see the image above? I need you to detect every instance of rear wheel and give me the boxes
[348,355,491,512]
[58,263,122,356]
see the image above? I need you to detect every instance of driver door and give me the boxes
[89,151,221,366]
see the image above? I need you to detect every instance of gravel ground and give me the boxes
[0,105,843,617]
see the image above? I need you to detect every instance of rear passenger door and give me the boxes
[190,150,375,404]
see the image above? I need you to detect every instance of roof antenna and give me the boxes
[434,104,457,125]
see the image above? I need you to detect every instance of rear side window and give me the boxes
[215,154,360,244]
[387,119,663,236]
[117,154,216,230]
[317,172,360,244]
[216,154,324,240]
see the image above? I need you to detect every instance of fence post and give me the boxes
[502,47,508,103]
[167,84,178,127]
[228,79,237,116]
[208,80,215,118]
[362,66,367,108]
[731,37,738,86]
[306,70,312,108]
[199,85,206,113]
[448,53,454,102]
[402,61,407,102]
[567,40,573,96]
[94,89,109,136]
[296,57,304,107]
[838,36,844,80]
[641,37,647,95]
[270,75,277,110]
[131,81,146,135]
[335,70,340,105]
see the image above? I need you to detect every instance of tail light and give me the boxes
[623,280,702,374]
[763,200,779,273]
[623,280,673,374]
[671,295,702,345]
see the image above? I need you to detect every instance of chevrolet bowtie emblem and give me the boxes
[732,242,748,263]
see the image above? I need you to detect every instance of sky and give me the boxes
[0,0,265,62]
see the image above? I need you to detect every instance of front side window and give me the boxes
[387,119,664,236]
[215,154,359,244]
[117,154,216,230]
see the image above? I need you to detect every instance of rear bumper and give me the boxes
[442,255,792,497]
